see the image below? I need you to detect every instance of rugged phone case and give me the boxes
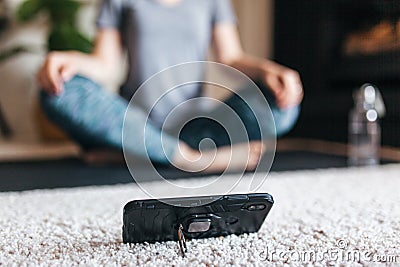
[122,193,274,243]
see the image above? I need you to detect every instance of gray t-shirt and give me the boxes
[96,0,236,127]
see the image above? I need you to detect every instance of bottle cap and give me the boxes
[354,84,386,118]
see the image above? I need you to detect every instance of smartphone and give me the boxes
[122,193,274,243]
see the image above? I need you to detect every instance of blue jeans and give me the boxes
[40,75,299,164]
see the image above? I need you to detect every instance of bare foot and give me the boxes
[172,141,265,173]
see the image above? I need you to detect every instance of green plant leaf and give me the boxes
[48,25,92,53]
[46,0,80,27]
[15,0,93,54]
[16,0,43,22]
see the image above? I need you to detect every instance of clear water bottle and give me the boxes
[348,84,385,166]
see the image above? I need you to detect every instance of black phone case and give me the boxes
[122,193,274,243]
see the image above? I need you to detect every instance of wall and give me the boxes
[232,0,274,58]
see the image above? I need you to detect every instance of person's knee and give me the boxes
[273,106,300,136]
[39,75,99,120]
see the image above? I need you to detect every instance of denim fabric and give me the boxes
[40,75,176,164]
[40,75,299,164]
[179,87,300,148]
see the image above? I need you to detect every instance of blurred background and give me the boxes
[274,0,400,148]
[0,0,273,143]
[0,0,399,190]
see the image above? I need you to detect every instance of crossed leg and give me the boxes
[40,75,278,173]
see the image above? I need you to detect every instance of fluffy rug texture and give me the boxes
[1,165,399,266]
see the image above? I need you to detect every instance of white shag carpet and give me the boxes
[1,165,400,266]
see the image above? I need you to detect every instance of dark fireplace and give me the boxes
[274,0,400,147]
